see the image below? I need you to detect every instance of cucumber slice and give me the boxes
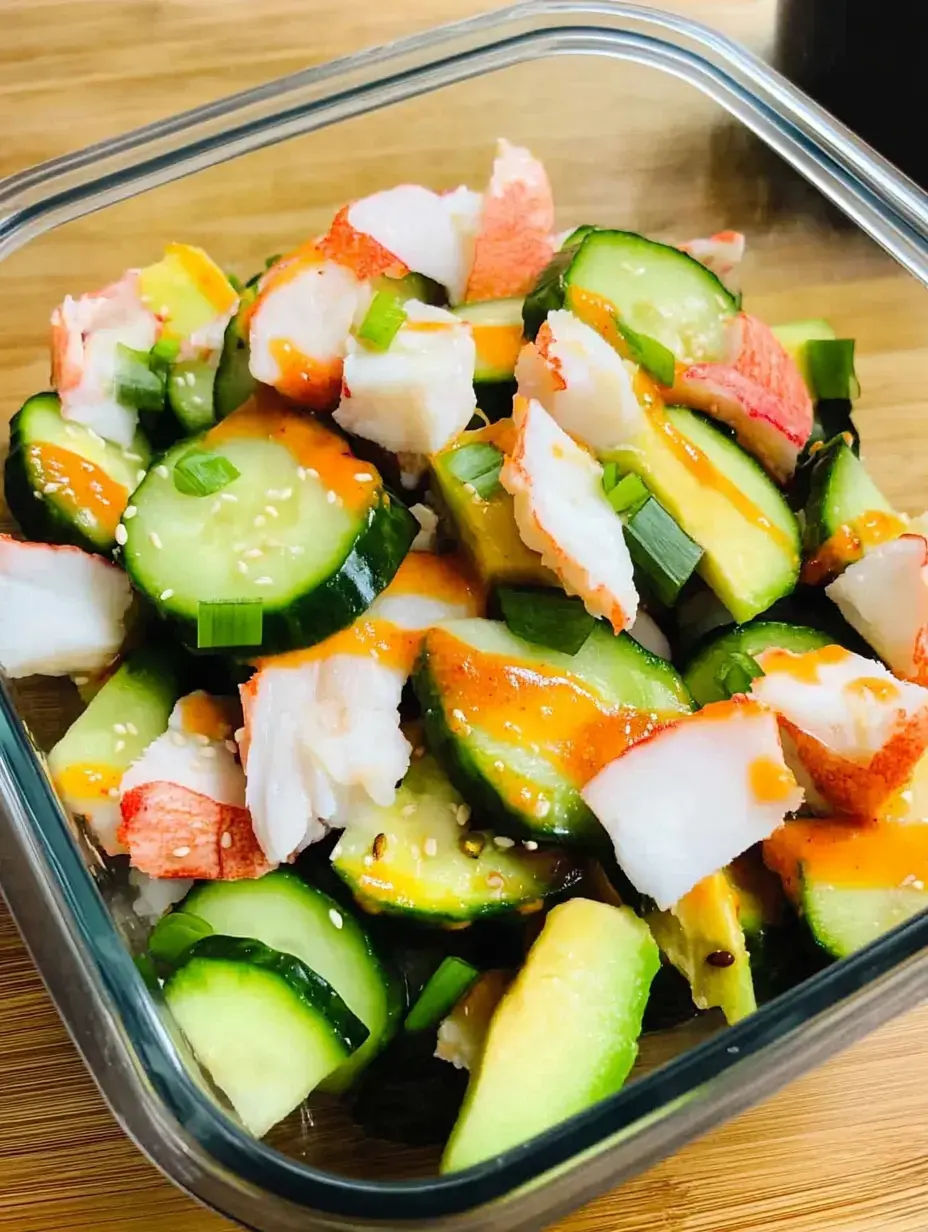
[645,871,756,1025]
[431,426,555,588]
[523,230,737,362]
[802,435,899,575]
[605,406,800,623]
[173,870,401,1089]
[405,957,480,1033]
[330,753,579,923]
[683,620,832,707]
[441,899,660,1173]
[451,298,524,383]
[214,307,257,421]
[120,402,417,654]
[164,935,368,1137]
[168,359,219,434]
[5,392,150,554]
[772,319,836,395]
[48,646,184,854]
[801,883,926,959]
[414,618,692,844]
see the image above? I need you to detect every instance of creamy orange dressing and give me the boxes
[749,755,798,804]
[266,338,342,408]
[54,762,122,801]
[567,287,632,359]
[760,644,850,685]
[404,320,452,334]
[165,242,238,313]
[801,510,908,584]
[179,693,236,741]
[471,322,524,375]
[845,676,900,705]
[28,443,128,537]
[425,626,666,788]
[764,819,928,896]
[208,396,375,512]
[383,551,484,611]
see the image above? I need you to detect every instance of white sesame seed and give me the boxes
[123,505,137,520]
[126,722,138,736]
[225,739,238,754]
[114,523,128,546]
[124,451,143,463]
[401,803,417,817]
[149,532,163,549]
[354,472,374,483]
[211,499,223,515]
[32,491,42,500]
[107,787,120,799]
[114,739,126,753]
[185,371,197,387]
[253,515,266,528]
[87,771,102,783]
[193,733,210,746]
[296,467,307,481]
[424,837,438,857]
[159,588,174,601]
[237,560,249,575]
[73,676,89,687]
[136,469,148,484]
[155,464,169,479]
[493,759,505,771]
[289,545,305,555]
[254,576,273,586]
[220,831,232,849]
[306,467,319,479]
[113,723,127,735]
[493,835,515,849]
[172,846,191,859]
[42,482,61,494]
[329,908,343,930]
[456,804,471,825]
[279,488,293,500]
[201,745,217,759]
[220,492,238,504]
[523,840,539,851]
[535,798,551,818]
[326,490,337,505]
[410,844,422,861]
[170,731,187,747]
[244,548,264,559]
[159,303,171,317]
[363,854,374,867]
[452,708,467,724]
[413,745,425,759]
[264,505,279,518]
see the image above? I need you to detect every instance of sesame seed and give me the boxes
[159,588,174,601]
[410,843,422,861]
[363,853,374,867]
[264,505,279,518]
[201,746,218,760]
[254,576,273,586]
[87,772,102,783]
[326,490,337,505]
[42,482,61,494]
[289,545,305,555]
[534,798,551,818]
[354,472,373,483]
[253,515,266,528]
[32,491,42,500]
[279,488,293,500]
[73,676,89,687]
[193,733,210,746]
[412,745,425,759]
[126,722,138,736]
[170,731,187,747]
[424,837,438,857]
[401,803,417,817]
[114,524,128,546]
[185,371,197,387]
[296,467,307,481]
[225,739,238,754]
[523,840,539,851]
[149,532,163,549]
[211,499,223,515]
[107,787,120,799]
[494,760,505,771]
[155,464,169,479]
[456,804,471,825]
[123,505,137,520]
[136,469,148,484]
[452,708,467,724]
[113,723,127,735]
[220,492,237,504]
[172,846,191,859]
[329,908,343,930]
[114,739,126,753]
[244,547,264,559]
[124,451,142,462]
[493,835,515,849]
[237,561,249,575]
[306,467,319,479]
[220,831,232,849]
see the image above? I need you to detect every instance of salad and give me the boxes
[1,138,926,1172]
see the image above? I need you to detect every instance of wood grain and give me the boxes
[0,1,927,1230]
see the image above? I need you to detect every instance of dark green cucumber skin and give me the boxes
[801,433,883,557]
[214,311,256,420]
[683,620,832,707]
[412,653,608,849]
[174,935,370,1055]
[4,392,124,555]
[125,486,417,656]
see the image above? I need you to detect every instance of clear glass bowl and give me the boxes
[1,3,927,1229]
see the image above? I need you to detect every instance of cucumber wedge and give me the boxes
[164,935,369,1137]
[120,399,416,654]
[451,298,524,384]
[684,620,832,707]
[330,753,579,924]
[800,883,926,959]
[5,392,150,554]
[415,618,692,845]
[441,899,660,1173]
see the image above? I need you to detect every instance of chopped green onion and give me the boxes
[173,449,241,497]
[717,652,765,699]
[616,319,677,387]
[150,336,181,369]
[148,910,214,967]
[226,271,244,293]
[623,492,704,607]
[606,472,649,515]
[357,290,408,351]
[806,339,860,401]
[601,460,620,493]
[115,343,166,413]
[404,957,480,1033]
[264,253,282,269]
[197,599,264,649]
[445,442,504,498]
[498,586,596,655]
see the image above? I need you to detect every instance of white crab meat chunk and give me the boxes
[334,301,476,456]
[51,272,158,447]
[500,397,638,633]
[347,184,480,303]
[0,536,131,678]
[248,256,365,409]
[129,868,194,924]
[239,553,482,864]
[750,643,928,818]
[826,534,928,686]
[514,309,646,453]
[121,691,245,807]
[582,698,801,909]
[678,230,746,289]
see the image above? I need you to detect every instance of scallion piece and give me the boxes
[606,472,649,515]
[498,586,596,655]
[173,449,241,497]
[623,493,704,607]
[148,910,214,967]
[601,460,620,493]
[445,442,504,498]
[357,290,408,351]
[616,319,677,387]
[114,343,166,413]
[150,336,181,371]
[197,599,264,649]
[806,338,860,401]
[717,652,765,699]
[404,957,480,1033]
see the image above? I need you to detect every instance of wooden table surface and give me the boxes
[1,1,927,1230]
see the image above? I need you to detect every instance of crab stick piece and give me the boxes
[669,312,813,482]
[500,397,638,633]
[514,309,647,453]
[334,301,476,456]
[239,553,483,864]
[0,536,131,679]
[582,697,802,910]
[463,139,555,303]
[826,535,928,686]
[751,644,928,818]
[678,230,746,290]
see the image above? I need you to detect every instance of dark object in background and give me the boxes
[776,0,928,188]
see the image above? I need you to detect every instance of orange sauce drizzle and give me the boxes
[28,443,128,537]
[764,819,928,895]
[471,323,524,376]
[759,644,849,685]
[749,755,798,804]
[404,320,453,334]
[54,762,122,801]
[165,242,238,313]
[845,676,900,705]
[179,694,236,742]
[382,551,484,611]
[266,338,342,408]
[801,510,908,584]
[567,287,633,360]
[208,395,375,512]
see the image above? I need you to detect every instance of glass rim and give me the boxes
[1,2,926,1224]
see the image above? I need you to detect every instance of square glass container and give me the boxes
[1,3,927,1229]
